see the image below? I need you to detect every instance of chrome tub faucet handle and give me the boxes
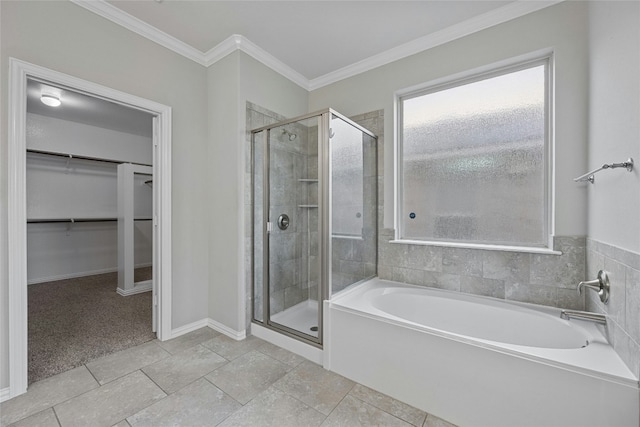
[577,270,610,304]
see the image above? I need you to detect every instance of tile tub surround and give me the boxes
[0,328,456,427]
[586,239,640,378]
[378,234,588,310]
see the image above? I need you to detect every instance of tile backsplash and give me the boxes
[377,233,587,311]
[586,239,640,378]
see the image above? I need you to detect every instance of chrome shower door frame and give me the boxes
[251,108,377,348]
[252,111,326,347]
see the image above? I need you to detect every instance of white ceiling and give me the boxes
[27,79,154,137]
[106,0,514,80]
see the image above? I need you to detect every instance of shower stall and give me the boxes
[251,109,377,346]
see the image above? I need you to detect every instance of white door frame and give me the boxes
[7,58,173,398]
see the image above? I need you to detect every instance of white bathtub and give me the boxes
[323,278,639,427]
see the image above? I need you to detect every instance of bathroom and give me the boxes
[243,2,639,424]
[1,0,638,425]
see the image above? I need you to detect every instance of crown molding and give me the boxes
[308,0,563,90]
[70,0,207,66]
[202,34,242,66]
[71,1,310,89]
[203,35,310,90]
[233,36,310,90]
[71,0,562,92]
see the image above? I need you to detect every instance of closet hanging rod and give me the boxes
[573,158,634,184]
[27,218,117,224]
[26,148,152,167]
[27,217,153,224]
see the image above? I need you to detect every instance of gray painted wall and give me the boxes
[587,1,640,253]
[207,51,308,333]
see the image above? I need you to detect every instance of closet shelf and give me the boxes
[27,148,152,167]
[27,217,153,224]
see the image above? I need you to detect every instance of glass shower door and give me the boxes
[266,117,321,342]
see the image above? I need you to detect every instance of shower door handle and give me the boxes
[277,214,290,230]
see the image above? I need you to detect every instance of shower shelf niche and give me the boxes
[299,178,318,208]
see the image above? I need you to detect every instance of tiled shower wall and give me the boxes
[586,240,640,378]
[267,119,313,312]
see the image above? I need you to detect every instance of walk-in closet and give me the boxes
[26,79,156,383]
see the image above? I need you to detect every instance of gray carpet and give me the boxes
[28,268,155,384]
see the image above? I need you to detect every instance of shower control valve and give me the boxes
[277,214,290,230]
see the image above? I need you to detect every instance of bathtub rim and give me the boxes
[328,277,639,388]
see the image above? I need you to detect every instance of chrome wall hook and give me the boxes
[577,270,610,304]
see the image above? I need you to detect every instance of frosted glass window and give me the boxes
[399,61,548,247]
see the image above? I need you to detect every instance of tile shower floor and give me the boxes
[1,328,457,427]
[271,300,319,337]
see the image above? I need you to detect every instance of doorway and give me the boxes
[8,59,173,398]
[26,78,156,383]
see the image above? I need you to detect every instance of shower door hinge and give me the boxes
[153,215,158,227]
[266,222,273,233]
[153,295,158,306]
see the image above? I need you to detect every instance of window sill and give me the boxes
[389,239,562,255]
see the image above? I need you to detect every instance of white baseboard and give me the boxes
[0,387,11,403]
[116,280,152,296]
[208,319,246,341]
[169,318,246,342]
[28,266,118,285]
[28,263,152,285]
[251,322,323,364]
[169,318,210,340]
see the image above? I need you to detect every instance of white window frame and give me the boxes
[393,51,557,254]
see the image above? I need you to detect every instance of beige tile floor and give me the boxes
[1,328,457,427]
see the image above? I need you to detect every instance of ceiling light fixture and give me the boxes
[41,94,61,107]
